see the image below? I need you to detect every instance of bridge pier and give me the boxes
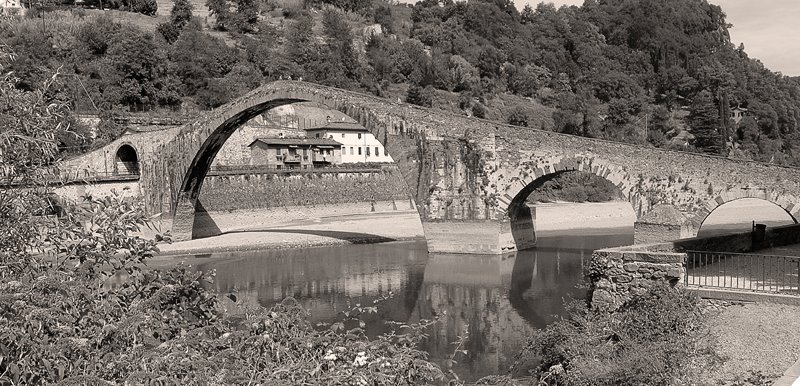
[172,195,197,242]
[633,204,695,244]
[423,220,517,255]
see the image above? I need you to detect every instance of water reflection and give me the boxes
[177,231,632,381]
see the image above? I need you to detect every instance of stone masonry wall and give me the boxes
[198,167,410,212]
[589,249,685,311]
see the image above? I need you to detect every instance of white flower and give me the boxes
[323,350,337,361]
[353,352,368,367]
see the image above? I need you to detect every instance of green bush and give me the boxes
[520,284,719,386]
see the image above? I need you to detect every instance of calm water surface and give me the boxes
[168,231,632,381]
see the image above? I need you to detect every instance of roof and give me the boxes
[248,137,343,147]
[306,121,366,132]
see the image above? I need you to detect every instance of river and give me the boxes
[153,230,633,381]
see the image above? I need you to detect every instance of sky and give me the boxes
[515,0,800,76]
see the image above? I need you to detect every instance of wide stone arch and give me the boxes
[152,86,420,241]
[694,187,800,233]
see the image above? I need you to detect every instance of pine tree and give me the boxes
[689,89,722,154]
[157,0,193,43]
[171,0,193,28]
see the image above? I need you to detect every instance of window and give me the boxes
[375,147,379,157]
[350,147,354,155]
[358,133,362,139]
[341,133,345,138]
[315,133,320,138]
[366,147,371,156]
[358,147,362,155]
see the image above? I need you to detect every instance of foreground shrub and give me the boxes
[0,194,446,384]
[520,284,719,386]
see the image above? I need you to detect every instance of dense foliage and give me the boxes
[519,284,719,385]
[525,171,624,203]
[5,0,800,165]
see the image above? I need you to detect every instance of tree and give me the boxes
[107,26,179,110]
[127,0,157,15]
[233,0,259,33]
[689,89,722,154]
[406,82,433,107]
[158,0,194,43]
[374,3,393,34]
[322,9,359,81]
[507,107,529,127]
[207,0,232,30]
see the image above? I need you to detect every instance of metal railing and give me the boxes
[685,251,800,294]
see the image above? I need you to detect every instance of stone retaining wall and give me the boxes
[198,166,411,212]
[589,248,686,311]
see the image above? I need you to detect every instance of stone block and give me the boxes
[623,263,639,272]
[666,267,683,278]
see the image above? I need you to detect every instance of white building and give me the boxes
[305,118,394,164]
[0,0,23,13]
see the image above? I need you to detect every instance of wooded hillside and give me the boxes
[4,0,799,165]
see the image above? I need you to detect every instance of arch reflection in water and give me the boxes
[190,232,632,382]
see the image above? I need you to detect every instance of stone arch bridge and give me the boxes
[62,81,800,254]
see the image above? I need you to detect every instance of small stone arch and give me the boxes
[114,144,139,176]
[497,155,636,250]
[694,187,800,233]
[496,155,635,219]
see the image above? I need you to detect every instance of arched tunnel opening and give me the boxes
[115,144,140,176]
[507,170,636,251]
[697,198,797,238]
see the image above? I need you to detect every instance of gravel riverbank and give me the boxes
[157,210,425,256]
[703,301,800,385]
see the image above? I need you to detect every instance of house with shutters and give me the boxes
[305,118,394,164]
[248,137,343,169]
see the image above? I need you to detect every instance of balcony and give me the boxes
[277,154,302,163]
[312,154,331,163]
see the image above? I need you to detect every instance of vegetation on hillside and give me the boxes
[526,171,624,203]
[3,0,800,165]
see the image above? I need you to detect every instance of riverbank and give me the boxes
[529,201,635,236]
[157,210,425,256]
[155,201,637,256]
[703,302,800,384]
